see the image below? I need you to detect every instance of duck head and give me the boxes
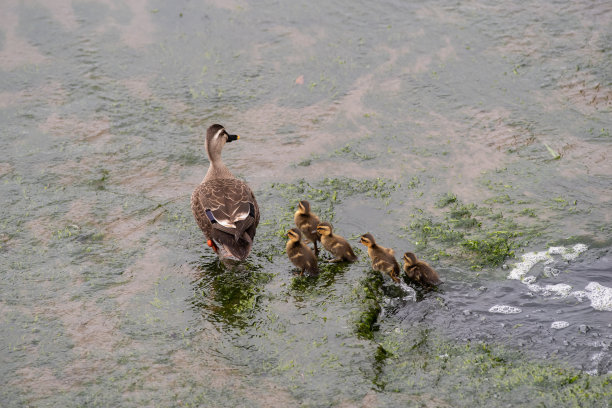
[403,252,418,266]
[316,222,333,236]
[297,200,311,215]
[206,124,239,160]
[360,233,376,248]
[287,228,302,243]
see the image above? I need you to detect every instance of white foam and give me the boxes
[547,283,573,297]
[507,244,590,281]
[523,276,537,284]
[564,243,588,260]
[506,244,612,312]
[542,266,560,277]
[551,321,569,329]
[546,244,588,261]
[548,246,565,255]
[507,250,551,280]
[583,282,612,312]
[489,305,522,314]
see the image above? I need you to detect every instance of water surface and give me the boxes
[1,0,611,406]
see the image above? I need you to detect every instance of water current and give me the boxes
[1,0,611,406]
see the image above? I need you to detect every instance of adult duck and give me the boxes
[191,124,260,260]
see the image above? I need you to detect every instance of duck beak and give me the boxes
[227,134,239,143]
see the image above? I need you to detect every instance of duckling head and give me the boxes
[297,200,312,215]
[403,252,418,266]
[360,233,376,248]
[316,222,333,236]
[205,124,240,158]
[287,228,302,243]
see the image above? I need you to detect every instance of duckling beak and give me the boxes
[227,134,239,143]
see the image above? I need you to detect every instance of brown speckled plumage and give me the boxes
[317,222,357,262]
[191,124,259,260]
[294,200,321,255]
[402,252,441,286]
[360,233,400,283]
[286,228,318,275]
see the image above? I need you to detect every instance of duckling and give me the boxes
[294,200,321,255]
[402,252,441,287]
[191,124,260,260]
[286,228,319,276]
[360,233,400,283]
[316,222,357,262]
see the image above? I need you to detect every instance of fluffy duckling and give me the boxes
[316,222,357,262]
[360,233,400,283]
[294,200,321,255]
[402,252,441,286]
[286,228,319,276]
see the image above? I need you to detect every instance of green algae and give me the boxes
[271,177,399,204]
[191,260,273,327]
[2,1,611,407]
[351,272,384,340]
[257,176,400,254]
[377,325,612,407]
[406,194,530,268]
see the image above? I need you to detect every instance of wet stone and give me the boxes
[579,324,590,334]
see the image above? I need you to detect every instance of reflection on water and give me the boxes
[1,0,611,406]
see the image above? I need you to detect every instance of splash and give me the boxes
[551,321,569,330]
[525,283,573,298]
[573,283,612,312]
[489,305,522,314]
[507,244,612,312]
[507,244,588,281]
[398,281,417,302]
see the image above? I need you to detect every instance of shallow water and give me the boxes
[1,0,611,406]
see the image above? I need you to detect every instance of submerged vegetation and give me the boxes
[2,0,611,406]
[258,177,400,249]
[378,325,612,407]
[405,193,531,269]
[350,272,385,339]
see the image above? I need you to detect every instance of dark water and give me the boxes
[1,0,611,407]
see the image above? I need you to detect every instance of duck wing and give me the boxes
[191,178,260,260]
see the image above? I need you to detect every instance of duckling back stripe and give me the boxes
[205,209,217,224]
